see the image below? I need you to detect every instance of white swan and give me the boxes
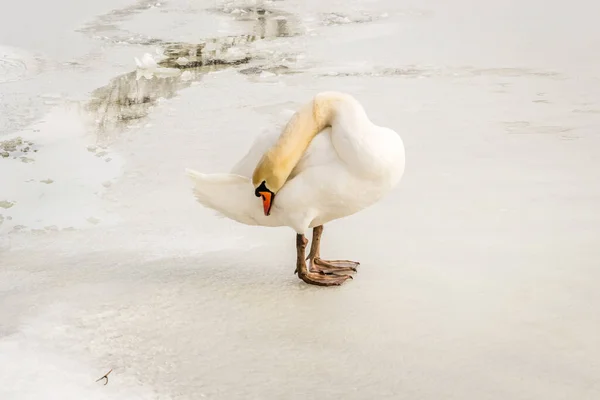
[186,91,405,286]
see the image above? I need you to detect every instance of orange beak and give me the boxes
[259,191,273,216]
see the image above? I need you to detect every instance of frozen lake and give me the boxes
[1,0,599,399]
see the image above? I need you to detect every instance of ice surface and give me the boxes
[1,0,600,399]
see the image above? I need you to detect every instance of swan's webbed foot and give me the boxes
[295,232,353,287]
[306,225,359,276]
[310,258,359,275]
[298,270,353,286]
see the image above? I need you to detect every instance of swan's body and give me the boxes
[186,91,405,286]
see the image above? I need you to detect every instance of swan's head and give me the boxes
[254,180,275,216]
[253,159,290,216]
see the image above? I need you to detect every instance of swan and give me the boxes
[185,91,405,286]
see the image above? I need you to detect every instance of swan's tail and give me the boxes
[185,168,269,227]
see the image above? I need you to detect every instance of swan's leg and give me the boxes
[295,234,353,286]
[307,225,360,275]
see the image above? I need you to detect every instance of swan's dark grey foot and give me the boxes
[310,258,359,275]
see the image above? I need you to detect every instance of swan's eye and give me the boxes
[255,181,269,197]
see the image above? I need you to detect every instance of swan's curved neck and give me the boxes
[252,92,365,192]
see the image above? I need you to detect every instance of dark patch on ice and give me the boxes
[239,65,297,76]
[80,1,298,46]
[208,5,300,39]
[85,2,302,138]
[157,37,254,69]
[0,137,39,161]
[0,200,15,209]
[572,108,600,114]
[87,36,255,137]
